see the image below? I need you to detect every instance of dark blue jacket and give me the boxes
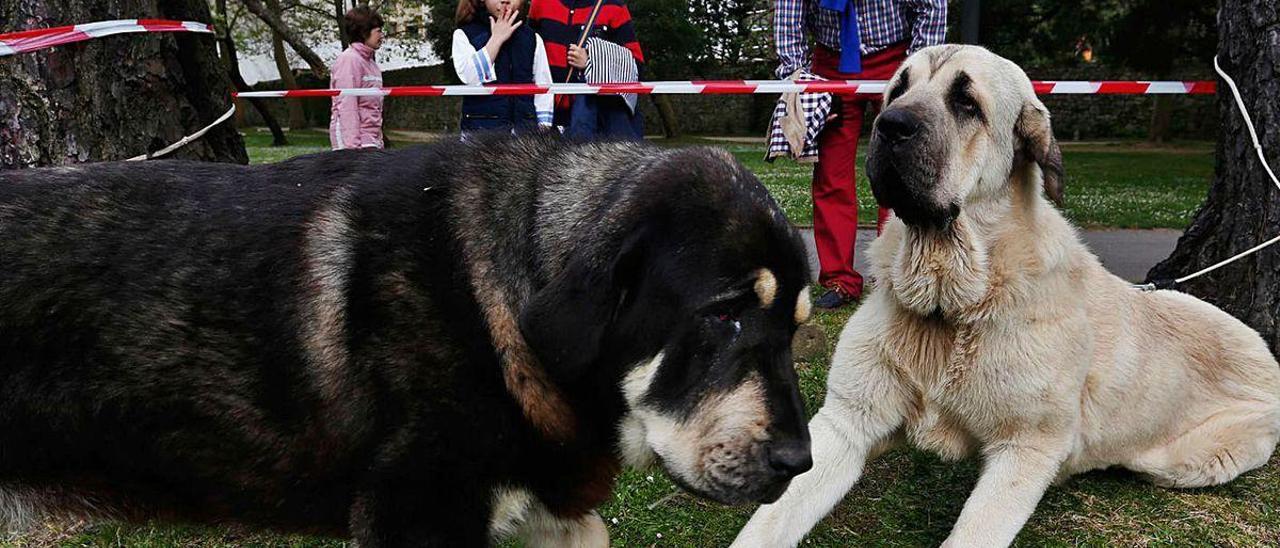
[459,21,538,132]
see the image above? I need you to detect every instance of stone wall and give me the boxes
[239,61,1217,141]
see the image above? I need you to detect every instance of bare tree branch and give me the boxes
[239,0,330,78]
[218,0,289,146]
[287,2,335,20]
[227,2,247,31]
[334,0,348,48]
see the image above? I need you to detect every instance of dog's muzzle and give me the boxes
[669,438,812,505]
[868,109,959,229]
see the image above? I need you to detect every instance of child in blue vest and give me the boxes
[452,0,554,132]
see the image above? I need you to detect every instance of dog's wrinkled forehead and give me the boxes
[888,45,1034,127]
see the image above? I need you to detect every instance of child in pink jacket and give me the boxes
[330,8,385,150]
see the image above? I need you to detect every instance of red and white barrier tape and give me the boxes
[0,19,213,57]
[234,80,1217,99]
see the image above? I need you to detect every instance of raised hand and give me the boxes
[488,7,523,49]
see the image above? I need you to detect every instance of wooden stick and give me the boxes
[564,0,606,83]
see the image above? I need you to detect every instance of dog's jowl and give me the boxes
[734,45,1280,548]
[0,133,813,545]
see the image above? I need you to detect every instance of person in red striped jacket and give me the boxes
[527,0,645,139]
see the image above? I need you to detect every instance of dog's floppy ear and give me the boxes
[520,227,646,381]
[1016,100,1065,206]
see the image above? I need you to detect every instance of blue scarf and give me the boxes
[819,0,862,73]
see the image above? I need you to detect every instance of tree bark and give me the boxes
[0,0,246,167]
[217,0,289,147]
[266,0,308,129]
[240,0,330,79]
[1146,0,1280,355]
[1148,95,1173,143]
[651,95,682,138]
[335,0,349,48]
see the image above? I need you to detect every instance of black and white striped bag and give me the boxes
[583,36,639,114]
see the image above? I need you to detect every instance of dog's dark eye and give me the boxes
[709,313,743,334]
[887,71,910,106]
[953,93,979,113]
[948,72,984,121]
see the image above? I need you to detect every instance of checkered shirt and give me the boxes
[774,0,948,78]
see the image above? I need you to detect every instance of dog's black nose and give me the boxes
[766,441,813,478]
[877,108,922,142]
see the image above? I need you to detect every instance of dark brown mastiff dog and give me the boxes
[0,132,813,546]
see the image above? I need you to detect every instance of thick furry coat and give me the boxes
[735,45,1280,548]
[0,133,813,545]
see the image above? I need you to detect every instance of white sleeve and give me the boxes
[533,35,554,126]
[452,28,496,85]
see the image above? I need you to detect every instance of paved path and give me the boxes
[799,228,1182,283]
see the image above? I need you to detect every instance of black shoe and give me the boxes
[814,288,857,309]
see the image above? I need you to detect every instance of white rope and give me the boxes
[1135,55,1280,291]
[125,104,236,161]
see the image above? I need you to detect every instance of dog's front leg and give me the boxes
[732,352,910,548]
[940,437,1070,548]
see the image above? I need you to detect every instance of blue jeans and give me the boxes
[564,96,643,140]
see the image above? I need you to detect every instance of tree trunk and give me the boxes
[335,0,349,48]
[1146,0,1280,355]
[0,0,247,167]
[240,0,330,79]
[651,95,682,138]
[1148,95,1173,143]
[266,0,308,129]
[217,0,289,147]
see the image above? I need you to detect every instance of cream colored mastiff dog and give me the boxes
[733,45,1280,547]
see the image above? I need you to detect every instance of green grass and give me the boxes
[8,133,1265,547]
[240,128,331,164]
[1055,145,1216,229]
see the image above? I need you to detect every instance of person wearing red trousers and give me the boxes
[775,0,947,308]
